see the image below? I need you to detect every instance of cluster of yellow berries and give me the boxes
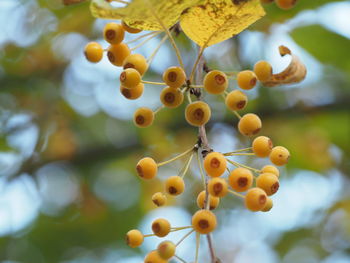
[127,133,289,261]
[84,21,148,100]
[260,0,298,10]
[136,137,289,209]
[129,59,277,135]
[83,11,295,263]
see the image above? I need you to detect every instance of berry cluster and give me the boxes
[129,137,288,261]
[84,21,148,100]
[84,6,298,262]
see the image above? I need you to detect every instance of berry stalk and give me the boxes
[194,48,220,263]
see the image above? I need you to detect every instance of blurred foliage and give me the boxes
[0,0,349,262]
[291,25,350,75]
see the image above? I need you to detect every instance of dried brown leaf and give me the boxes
[262,46,307,87]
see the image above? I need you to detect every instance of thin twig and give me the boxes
[194,47,219,263]
[174,255,188,263]
[157,147,195,167]
[126,31,160,45]
[146,0,184,69]
[147,33,169,65]
[176,229,195,247]
[130,31,162,51]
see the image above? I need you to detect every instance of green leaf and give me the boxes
[0,137,12,152]
[291,25,350,74]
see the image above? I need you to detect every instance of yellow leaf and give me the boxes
[90,0,204,31]
[180,0,265,47]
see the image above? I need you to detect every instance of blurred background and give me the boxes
[0,0,349,262]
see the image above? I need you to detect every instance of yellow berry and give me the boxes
[162,66,186,88]
[208,177,228,198]
[269,146,290,166]
[125,229,144,248]
[107,43,130,67]
[152,192,167,207]
[120,83,144,100]
[152,218,171,237]
[276,0,298,10]
[196,190,220,210]
[261,165,280,177]
[144,250,167,263]
[192,210,217,234]
[133,107,154,128]
[228,167,253,192]
[103,22,125,44]
[84,42,103,63]
[123,54,148,76]
[244,187,267,212]
[136,157,157,179]
[252,136,273,157]
[157,241,176,260]
[120,68,141,89]
[238,113,262,136]
[165,176,185,196]
[254,60,272,82]
[122,20,142,34]
[256,173,279,196]
[185,101,211,127]
[261,197,273,212]
[203,70,228,94]
[203,152,227,177]
[160,87,184,108]
[237,70,257,90]
[225,90,248,111]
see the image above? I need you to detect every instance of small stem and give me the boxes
[141,80,166,86]
[126,31,160,44]
[228,189,245,198]
[206,234,217,263]
[196,151,206,189]
[146,0,185,70]
[223,147,252,155]
[174,255,188,263]
[176,229,195,247]
[195,233,200,263]
[153,105,164,115]
[226,158,261,174]
[225,153,255,156]
[130,31,162,51]
[187,91,193,103]
[157,147,195,167]
[171,226,193,230]
[143,233,156,237]
[147,33,169,65]
[190,47,205,83]
[171,228,193,233]
[233,111,242,119]
[180,153,194,178]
